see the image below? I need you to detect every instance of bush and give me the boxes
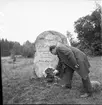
[22,41,35,58]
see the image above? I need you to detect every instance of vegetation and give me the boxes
[0,39,14,56]
[2,57,102,104]
[74,4,102,56]
[22,41,36,58]
[0,39,35,58]
[66,31,79,47]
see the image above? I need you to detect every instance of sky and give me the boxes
[0,0,101,45]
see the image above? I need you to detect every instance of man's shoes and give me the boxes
[62,84,72,89]
[80,93,92,98]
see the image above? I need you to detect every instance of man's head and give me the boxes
[49,45,57,55]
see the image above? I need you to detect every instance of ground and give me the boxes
[2,56,102,104]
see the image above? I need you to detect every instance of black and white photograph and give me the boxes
[0,0,102,104]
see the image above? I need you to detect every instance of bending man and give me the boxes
[49,43,93,98]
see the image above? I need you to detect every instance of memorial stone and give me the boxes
[34,31,71,77]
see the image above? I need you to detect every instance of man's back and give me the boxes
[69,46,86,60]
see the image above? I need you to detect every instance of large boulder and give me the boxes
[33,30,71,78]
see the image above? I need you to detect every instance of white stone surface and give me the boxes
[34,31,70,78]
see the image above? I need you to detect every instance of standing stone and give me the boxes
[34,30,71,78]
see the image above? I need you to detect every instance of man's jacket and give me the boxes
[56,44,90,80]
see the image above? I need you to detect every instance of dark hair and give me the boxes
[49,45,56,52]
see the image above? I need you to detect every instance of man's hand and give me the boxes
[75,64,79,69]
[43,71,47,77]
[53,69,59,75]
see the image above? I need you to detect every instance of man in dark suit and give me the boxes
[49,43,93,98]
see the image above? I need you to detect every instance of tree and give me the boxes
[12,42,22,55]
[22,40,35,58]
[0,38,22,57]
[1,39,11,56]
[0,38,35,57]
[66,31,79,47]
[66,31,73,42]
[74,4,102,55]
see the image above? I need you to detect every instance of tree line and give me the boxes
[0,39,36,57]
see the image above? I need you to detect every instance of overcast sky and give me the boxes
[0,0,101,45]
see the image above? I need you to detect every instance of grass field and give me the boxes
[2,56,102,104]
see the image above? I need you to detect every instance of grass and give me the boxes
[2,56,102,104]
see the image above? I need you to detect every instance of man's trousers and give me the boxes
[57,65,93,94]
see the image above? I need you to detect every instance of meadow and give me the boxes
[2,56,102,104]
